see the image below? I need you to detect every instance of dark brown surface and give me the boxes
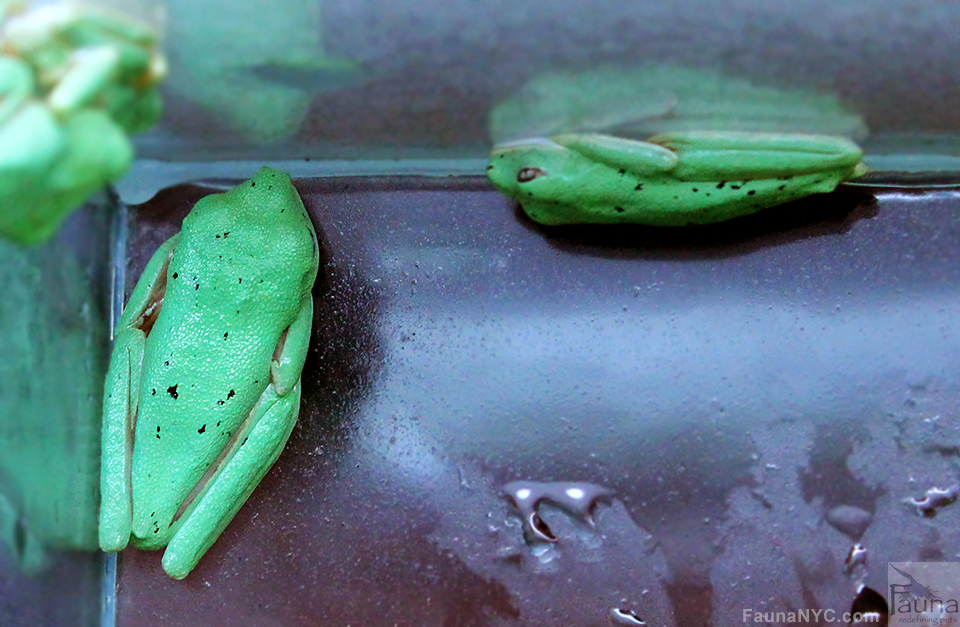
[117,177,960,626]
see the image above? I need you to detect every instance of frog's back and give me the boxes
[129,168,318,546]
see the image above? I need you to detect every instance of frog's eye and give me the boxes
[517,168,546,183]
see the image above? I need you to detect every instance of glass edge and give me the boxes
[100,190,127,627]
[113,159,491,205]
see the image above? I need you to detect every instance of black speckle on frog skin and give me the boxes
[223,332,228,340]
[167,384,179,399]
[615,207,625,213]
[717,181,726,189]
[692,187,699,192]
[634,183,644,191]
[251,181,256,187]
[730,184,741,190]
[618,169,626,175]
[172,272,178,279]
[151,388,156,396]
[156,425,161,439]
[198,424,206,434]
[227,390,235,399]
[747,190,756,195]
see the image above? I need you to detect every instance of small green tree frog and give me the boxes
[99,168,319,580]
[487,131,867,226]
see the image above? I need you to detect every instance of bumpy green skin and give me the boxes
[487,131,866,226]
[99,168,319,580]
[0,5,165,244]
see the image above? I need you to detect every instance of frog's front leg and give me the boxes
[159,296,314,580]
[649,131,865,181]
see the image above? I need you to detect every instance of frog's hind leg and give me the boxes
[159,380,301,580]
[159,297,313,579]
[99,234,179,552]
[649,131,864,181]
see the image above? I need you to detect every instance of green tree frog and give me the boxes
[487,131,867,226]
[99,168,319,580]
[0,2,165,244]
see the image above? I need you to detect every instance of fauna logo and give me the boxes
[888,562,960,621]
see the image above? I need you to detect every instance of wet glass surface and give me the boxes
[115,176,960,626]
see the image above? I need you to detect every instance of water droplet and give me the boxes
[503,480,613,544]
[904,485,959,517]
[609,607,646,625]
[850,585,888,626]
[826,505,873,539]
[845,543,868,574]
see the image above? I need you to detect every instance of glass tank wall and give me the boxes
[0,1,958,626]
[136,0,960,168]
[0,195,114,627]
